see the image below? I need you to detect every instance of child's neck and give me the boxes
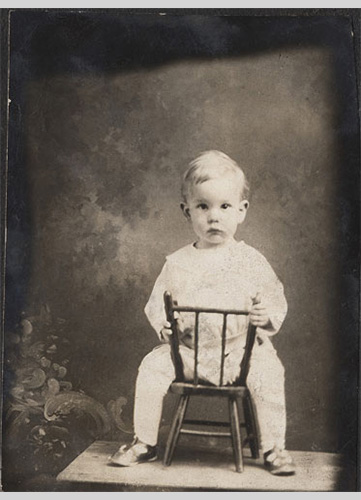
[194,238,238,250]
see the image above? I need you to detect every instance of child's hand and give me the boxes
[160,313,184,343]
[160,321,173,343]
[250,293,271,328]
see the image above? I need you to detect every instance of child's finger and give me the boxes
[250,309,267,318]
[163,321,171,328]
[251,309,268,316]
[251,317,268,323]
[250,312,270,325]
[250,318,266,326]
[250,315,263,322]
[160,327,173,337]
[252,292,262,304]
[251,304,266,312]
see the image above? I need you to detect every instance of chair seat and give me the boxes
[170,381,249,397]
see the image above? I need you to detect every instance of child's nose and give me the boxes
[208,208,220,222]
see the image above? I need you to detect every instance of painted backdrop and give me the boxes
[4,11,359,489]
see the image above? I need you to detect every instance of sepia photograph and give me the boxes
[1,8,359,492]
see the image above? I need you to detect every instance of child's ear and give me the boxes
[180,202,191,220]
[238,200,249,224]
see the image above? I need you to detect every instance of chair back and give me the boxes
[164,291,257,387]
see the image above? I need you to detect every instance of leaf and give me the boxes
[44,391,112,437]
[25,398,44,407]
[28,406,43,415]
[46,378,60,396]
[40,357,51,368]
[21,319,33,336]
[6,410,32,443]
[59,381,72,391]
[29,424,70,441]
[22,341,46,360]
[106,396,132,434]
[23,388,46,405]
[46,344,57,355]
[57,366,67,378]
[5,403,29,421]
[21,368,47,389]
[47,425,70,440]
[29,425,46,439]
[10,384,25,398]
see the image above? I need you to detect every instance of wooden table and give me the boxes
[57,440,348,491]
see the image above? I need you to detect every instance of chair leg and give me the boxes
[228,397,243,472]
[163,395,189,466]
[243,392,260,459]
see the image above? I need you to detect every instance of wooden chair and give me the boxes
[162,291,260,473]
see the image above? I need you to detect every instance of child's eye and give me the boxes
[221,203,231,209]
[197,203,208,210]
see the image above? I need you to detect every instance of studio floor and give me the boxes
[57,440,347,491]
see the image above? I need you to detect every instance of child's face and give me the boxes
[182,176,248,249]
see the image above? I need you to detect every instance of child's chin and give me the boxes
[204,237,227,247]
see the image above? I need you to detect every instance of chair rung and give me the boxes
[180,429,231,437]
[183,419,246,428]
[183,419,230,427]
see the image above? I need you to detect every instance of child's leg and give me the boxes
[133,344,177,446]
[246,340,286,453]
[110,344,182,466]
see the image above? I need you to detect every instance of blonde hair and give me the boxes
[181,150,249,202]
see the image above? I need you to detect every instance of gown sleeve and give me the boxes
[144,261,171,340]
[253,253,288,337]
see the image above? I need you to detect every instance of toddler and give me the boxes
[110,150,295,475]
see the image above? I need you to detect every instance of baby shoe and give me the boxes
[264,447,296,476]
[108,438,157,467]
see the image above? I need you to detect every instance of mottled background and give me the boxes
[4,11,359,488]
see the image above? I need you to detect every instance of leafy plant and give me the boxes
[4,304,131,482]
